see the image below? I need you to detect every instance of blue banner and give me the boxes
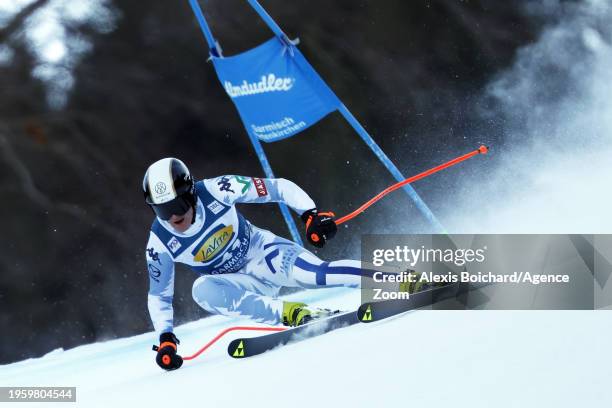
[211,37,341,142]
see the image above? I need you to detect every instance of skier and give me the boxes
[144,158,409,370]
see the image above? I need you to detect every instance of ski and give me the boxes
[228,283,490,358]
[228,310,359,358]
[358,281,491,323]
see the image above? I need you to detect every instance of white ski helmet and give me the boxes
[143,158,195,220]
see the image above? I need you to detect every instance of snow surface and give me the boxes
[2,287,611,408]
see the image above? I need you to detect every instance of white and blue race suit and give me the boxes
[146,175,371,335]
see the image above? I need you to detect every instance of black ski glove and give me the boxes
[152,332,183,371]
[301,208,337,248]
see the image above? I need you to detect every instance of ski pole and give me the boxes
[181,326,286,361]
[335,145,489,226]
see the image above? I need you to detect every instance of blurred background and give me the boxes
[2,0,610,364]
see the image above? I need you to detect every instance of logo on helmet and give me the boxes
[155,182,167,195]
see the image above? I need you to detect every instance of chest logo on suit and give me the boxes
[193,225,234,262]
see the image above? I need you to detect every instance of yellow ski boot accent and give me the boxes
[282,301,313,327]
[399,270,428,294]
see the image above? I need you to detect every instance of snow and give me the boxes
[2,287,611,407]
[443,1,612,235]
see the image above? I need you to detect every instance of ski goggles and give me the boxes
[147,194,192,221]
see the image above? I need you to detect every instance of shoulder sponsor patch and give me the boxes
[146,247,161,264]
[217,176,234,194]
[234,176,252,193]
[207,200,224,215]
[167,236,182,253]
[252,177,268,197]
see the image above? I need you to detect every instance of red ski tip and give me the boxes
[478,145,489,154]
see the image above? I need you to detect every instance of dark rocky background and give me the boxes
[0,0,546,364]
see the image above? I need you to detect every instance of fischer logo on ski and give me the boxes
[232,340,245,357]
[360,304,373,322]
[228,311,359,359]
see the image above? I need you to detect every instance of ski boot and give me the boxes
[399,270,430,294]
[399,269,449,294]
[282,301,340,327]
[282,301,313,327]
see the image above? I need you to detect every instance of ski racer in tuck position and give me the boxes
[144,158,408,370]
